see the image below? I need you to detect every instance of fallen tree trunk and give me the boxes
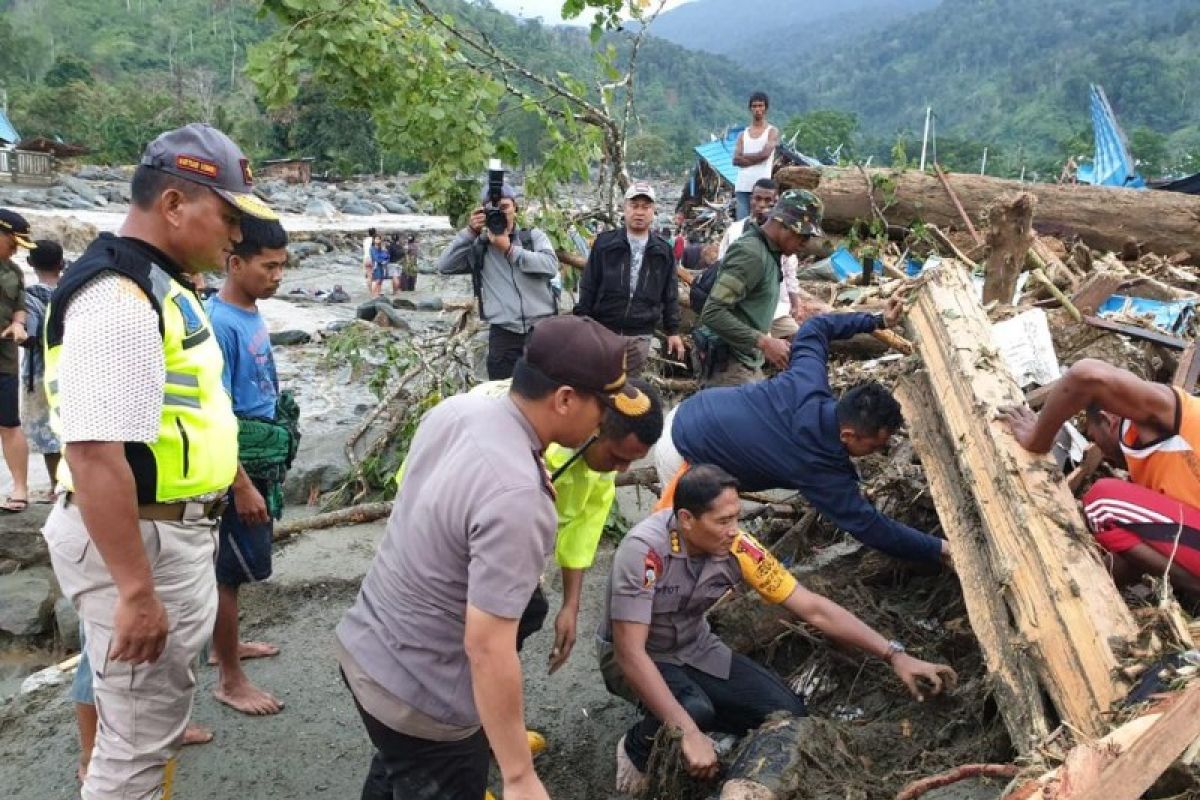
[774,166,1200,263]
[273,501,394,541]
[898,260,1137,751]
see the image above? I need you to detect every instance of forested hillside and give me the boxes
[0,0,797,171]
[0,0,1197,179]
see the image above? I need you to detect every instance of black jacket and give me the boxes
[573,229,680,336]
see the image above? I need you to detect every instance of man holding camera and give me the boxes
[437,178,559,380]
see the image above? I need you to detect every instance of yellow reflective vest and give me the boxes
[43,234,237,503]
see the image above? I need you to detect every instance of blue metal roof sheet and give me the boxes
[693,126,744,186]
[0,110,19,145]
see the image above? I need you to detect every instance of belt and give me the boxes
[63,492,227,521]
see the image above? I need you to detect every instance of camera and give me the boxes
[483,159,509,235]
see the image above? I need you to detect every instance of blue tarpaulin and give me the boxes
[0,110,19,146]
[693,126,744,187]
[1077,85,1144,189]
[1099,294,1195,334]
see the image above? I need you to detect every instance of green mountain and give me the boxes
[1,0,1197,179]
[651,0,938,66]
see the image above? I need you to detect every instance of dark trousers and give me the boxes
[623,652,806,772]
[486,326,530,380]
[352,687,490,800]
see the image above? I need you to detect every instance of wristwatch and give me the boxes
[873,311,888,329]
[883,640,905,664]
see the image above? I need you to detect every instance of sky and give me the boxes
[486,0,696,26]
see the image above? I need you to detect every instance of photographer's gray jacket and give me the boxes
[437,227,559,334]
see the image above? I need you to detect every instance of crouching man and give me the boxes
[598,465,957,793]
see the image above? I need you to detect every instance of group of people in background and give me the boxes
[364,228,420,297]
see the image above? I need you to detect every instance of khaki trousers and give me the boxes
[43,498,219,800]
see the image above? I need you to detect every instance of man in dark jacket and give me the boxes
[663,302,949,566]
[575,182,685,368]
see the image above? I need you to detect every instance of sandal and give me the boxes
[0,497,28,513]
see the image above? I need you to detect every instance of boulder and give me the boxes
[382,200,412,214]
[356,298,393,321]
[393,295,444,312]
[29,216,100,254]
[341,199,379,216]
[54,597,80,650]
[0,503,53,567]
[371,305,411,331]
[282,428,353,504]
[0,566,56,639]
[270,329,312,346]
[74,165,126,182]
[59,176,101,204]
[304,198,338,219]
[287,241,326,260]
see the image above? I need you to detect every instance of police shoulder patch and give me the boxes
[643,548,663,589]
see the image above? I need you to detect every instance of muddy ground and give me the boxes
[0,511,649,799]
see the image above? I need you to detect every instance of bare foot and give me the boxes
[208,641,279,665]
[183,723,214,745]
[213,677,284,716]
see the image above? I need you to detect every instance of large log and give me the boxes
[774,166,1200,263]
[898,260,1137,749]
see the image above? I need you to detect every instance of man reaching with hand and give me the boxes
[599,465,956,793]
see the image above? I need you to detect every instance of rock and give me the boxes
[60,176,101,203]
[54,597,80,650]
[372,305,411,331]
[356,298,393,321]
[282,428,353,504]
[382,200,412,214]
[324,287,351,304]
[324,320,353,334]
[0,566,56,638]
[287,241,326,260]
[304,198,338,219]
[74,165,125,182]
[270,330,312,346]
[341,200,379,216]
[393,295,444,312]
[28,215,100,254]
[0,503,54,567]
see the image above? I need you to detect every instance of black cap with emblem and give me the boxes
[139,123,277,221]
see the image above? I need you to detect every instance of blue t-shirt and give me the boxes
[205,295,278,420]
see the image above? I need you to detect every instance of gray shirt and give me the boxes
[437,226,559,334]
[600,509,797,679]
[627,233,648,293]
[336,393,558,728]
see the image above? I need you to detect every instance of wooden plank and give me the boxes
[1070,272,1125,316]
[896,372,1053,751]
[1069,684,1200,800]
[1083,315,1188,350]
[1173,340,1200,393]
[905,260,1136,741]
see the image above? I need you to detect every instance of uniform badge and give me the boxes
[735,534,766,563]
[172,293,204,336]
[669,529,681,554]
[643,549,663,589]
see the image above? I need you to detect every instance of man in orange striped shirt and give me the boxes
[1002,359,1200,598]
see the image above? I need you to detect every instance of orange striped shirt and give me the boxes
[1120,388,1200,508]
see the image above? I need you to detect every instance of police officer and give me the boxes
[599,465,958,795]
[41,123,276,799]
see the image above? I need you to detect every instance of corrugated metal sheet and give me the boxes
[1078,85,1144,189]
[693,126,744,186]
[0,110,19,146]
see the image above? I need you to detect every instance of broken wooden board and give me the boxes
[1172,340,1200,393]
[1083,316,1188,350]
[1069,272,1126,317]
[896,371,1054,749]
[901,260,1137,748]
[1005,683,1200,800]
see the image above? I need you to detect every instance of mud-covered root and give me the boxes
[718,716,812,799]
